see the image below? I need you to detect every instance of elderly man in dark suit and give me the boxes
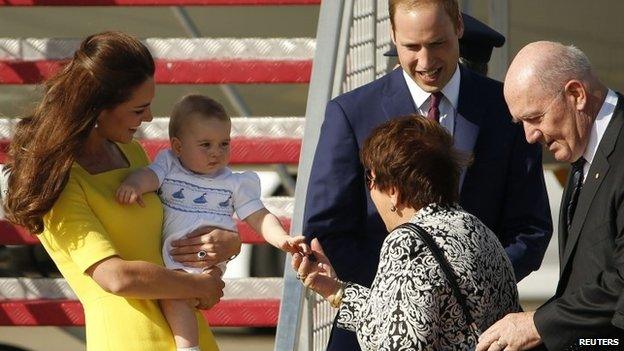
[303,1,552,350]
[477,41,624,351]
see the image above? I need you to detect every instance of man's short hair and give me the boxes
[360,115,469,209]
[389,0,461,31]
[535,44,592,95]
[169,94,229,139]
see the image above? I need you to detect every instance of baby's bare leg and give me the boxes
[160,298,199,349]
[160,269,199,350]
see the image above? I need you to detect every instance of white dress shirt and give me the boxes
[402,65,461,136]
[581,89,618,182]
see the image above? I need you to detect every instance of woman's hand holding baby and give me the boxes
[193,266,225,310]
[170,226,241,268]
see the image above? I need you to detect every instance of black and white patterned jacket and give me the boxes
[337,203,520,350]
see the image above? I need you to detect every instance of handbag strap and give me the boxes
[397,222,478,331]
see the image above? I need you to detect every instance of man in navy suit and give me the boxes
[385,12,506,76]
[303,1,552,350]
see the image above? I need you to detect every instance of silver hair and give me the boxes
[535,44,592,95]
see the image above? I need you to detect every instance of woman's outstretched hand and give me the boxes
[291,238,340,299]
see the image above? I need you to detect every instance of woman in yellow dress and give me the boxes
[3,31,239,351]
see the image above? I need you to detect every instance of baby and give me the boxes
[116,94,306,351]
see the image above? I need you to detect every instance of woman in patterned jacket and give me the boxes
[293,115,520,350]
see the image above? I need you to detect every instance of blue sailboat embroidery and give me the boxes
[193,193,208,204]
[219,195,232,208]
[172,188,185,199]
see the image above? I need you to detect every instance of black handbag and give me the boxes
[397,222,481,343]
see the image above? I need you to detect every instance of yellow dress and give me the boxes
[39,140,219,351]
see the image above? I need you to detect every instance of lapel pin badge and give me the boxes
[595,173,600,179]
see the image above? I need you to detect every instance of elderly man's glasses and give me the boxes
[364,169,375,189]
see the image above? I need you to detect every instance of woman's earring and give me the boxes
[390,204,397,212]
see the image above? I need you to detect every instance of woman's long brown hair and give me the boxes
[4,31,155,233]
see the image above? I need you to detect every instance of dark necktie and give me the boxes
[566,157,586,230]
[427,92,444,122]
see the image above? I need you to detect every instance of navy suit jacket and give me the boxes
[303,66,552,350]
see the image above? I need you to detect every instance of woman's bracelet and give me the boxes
[328,280,345,308]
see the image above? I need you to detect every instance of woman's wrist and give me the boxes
[327,279,345,308]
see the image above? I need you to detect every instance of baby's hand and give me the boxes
[116,183,145,207]
[278,235,310,255]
